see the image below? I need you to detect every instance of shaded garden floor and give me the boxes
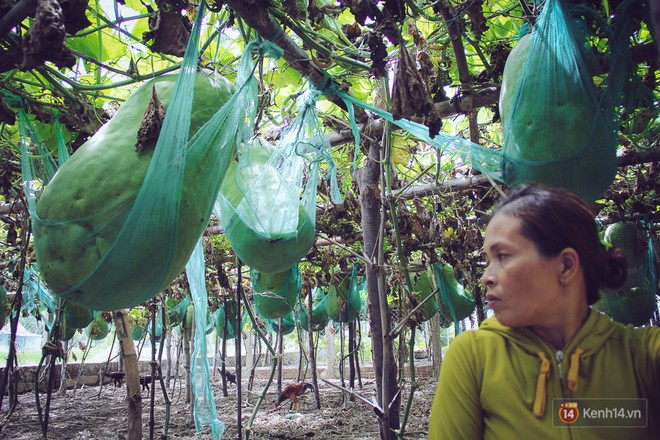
[0,367,436,439]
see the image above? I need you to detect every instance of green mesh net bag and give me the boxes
[147,304,168,342]
[22,265,84,341]
[592,222,657,326]
[500,0,633,202]
[216,87,341,274]
[29,8,266,312]
[266,311,297,335]
[63,302,95,329]
[434,262,475,334]
[214,307,247,339]
[127,308,148,341]
[326,264,363,323]
[251,265,301,320]
[165,295,191,328]
[215,297,247,339]
[409,269,440,324]
[85,314,110,341]
[186,237,224,438]
[295,287,330,332]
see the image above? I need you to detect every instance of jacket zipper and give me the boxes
[555,350,564,379]
[554,349,577,440]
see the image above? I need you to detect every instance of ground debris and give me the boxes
[0,373,435,439]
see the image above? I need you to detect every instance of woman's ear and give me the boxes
[558,247,580,283]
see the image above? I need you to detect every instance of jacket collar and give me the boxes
[479,309,619,357]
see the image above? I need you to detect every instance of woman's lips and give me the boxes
[486,294,500,309]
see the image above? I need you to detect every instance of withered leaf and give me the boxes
[21,0,76,70]
[136,86,165,153]
[391,41,442,138]
[142,5,192,57]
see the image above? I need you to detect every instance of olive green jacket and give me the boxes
[428,310,660,439]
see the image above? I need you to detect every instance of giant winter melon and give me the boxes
[34,71,235,311]
[217,140,316,274]
[499,33,615,202]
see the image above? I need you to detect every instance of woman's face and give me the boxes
[481,213,563,328]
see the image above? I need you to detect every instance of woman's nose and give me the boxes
[481,266,495,287]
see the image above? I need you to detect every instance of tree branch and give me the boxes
[0,0,36,40]
[223,0,368,123]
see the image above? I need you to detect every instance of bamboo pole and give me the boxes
[307,287,321,409]
[148,302,158,440]
[112,309,142,440]
[241,287,279,438]
[34,298,62,439]
[397,326,417,439]
[235,263,243,440]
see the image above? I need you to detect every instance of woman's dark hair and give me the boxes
[493,184,628,305]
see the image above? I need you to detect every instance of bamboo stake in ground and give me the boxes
[398,326,418,439]
[235,259,244,440]
[112,309,142,440]
[307,287,321,409]
[241,288,279,439]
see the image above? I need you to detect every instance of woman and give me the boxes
[428,184,659,439]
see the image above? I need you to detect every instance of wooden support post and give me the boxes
[112,310,142,440]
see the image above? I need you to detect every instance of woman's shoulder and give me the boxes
[446,318,512,352]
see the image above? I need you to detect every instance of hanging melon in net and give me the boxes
[251,265,301,320]
[217,138,316,274]
[593,222,657,326]
[409,269,440,324]
[295,287,330,332]
[326,265,363,323]
[85,314,110,341]
[433,263,475,328]
[499,0,630,202]
[33,69,236,311]
[63,302,95,329]
[166,295,191,328]
[266,311,297,335]
[216,89,341,275]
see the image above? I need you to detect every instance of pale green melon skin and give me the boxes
[218,142,316,274]
[34,71,235,311]
[63,302,95,329]
[499,33,616,202]
[252,267,299,319]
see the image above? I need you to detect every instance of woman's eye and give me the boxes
[497,253,509,261]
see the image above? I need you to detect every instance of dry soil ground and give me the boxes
[0,370,436,439]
